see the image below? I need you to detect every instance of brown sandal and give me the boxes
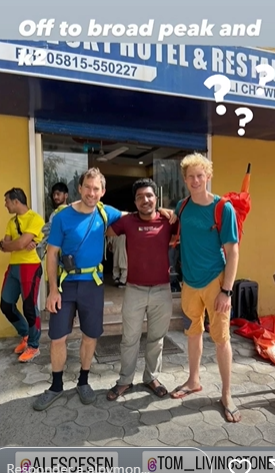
[106,383,133,401]
[143,380,168,398]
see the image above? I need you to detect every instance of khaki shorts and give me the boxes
[181,272,230,344]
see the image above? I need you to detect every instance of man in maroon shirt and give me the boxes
[106,178,178,401]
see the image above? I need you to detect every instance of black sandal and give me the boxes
[143,380,168,398]
[106,383,133,401]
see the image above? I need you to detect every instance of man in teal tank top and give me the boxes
[170,153,241,423]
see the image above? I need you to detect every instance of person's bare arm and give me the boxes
[169,235,178,246]
[106,227,118,237]
[0,235,11,251]
[159,208,178,224]
[47,245,60,292]
[1,233,36,252]
[222,242,239,290]
[214,242,239,313]
[46,245,62,313]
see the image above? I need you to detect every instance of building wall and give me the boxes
[0,117,274,336]
[0,115,30,337]
[211,135,275,316]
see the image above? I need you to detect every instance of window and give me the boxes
[43,135,88,221]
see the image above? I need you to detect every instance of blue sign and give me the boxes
[0,40,275,109]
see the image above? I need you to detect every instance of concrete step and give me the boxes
[40,313,183,342]
[40,295,183,340]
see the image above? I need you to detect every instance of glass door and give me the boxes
[153,158,188,294]
[153,158,189,210]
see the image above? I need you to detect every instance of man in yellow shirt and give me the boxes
[0,188,45,362]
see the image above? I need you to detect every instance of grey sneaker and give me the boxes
[33,389,63,411]
[76,384,96,404]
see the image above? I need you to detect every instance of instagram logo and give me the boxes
[148,458,157,472]
[20,459,31,472]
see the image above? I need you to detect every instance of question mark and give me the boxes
[255,64,275,96]
[235,108,254,136]
[204,74,231,115]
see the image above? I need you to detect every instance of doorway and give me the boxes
[101,175,137,212]
[41,132,203,317]
[101,175,137,280]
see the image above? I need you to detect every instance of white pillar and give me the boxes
[28,118,46,310]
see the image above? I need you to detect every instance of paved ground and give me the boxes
[1,328,275,447]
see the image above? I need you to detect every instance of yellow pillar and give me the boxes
[0,115,30,337]
[212,135,275,316]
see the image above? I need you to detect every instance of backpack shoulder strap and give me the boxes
[96,202,108,232]
[178,195,191,218]
[213,196,229,233]
[14,216,22,235]
[171,196,191,248]
[55,204,68,214]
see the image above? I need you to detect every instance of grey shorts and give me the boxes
[48,280,104,340]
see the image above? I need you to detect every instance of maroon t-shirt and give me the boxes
[111,212,178,286]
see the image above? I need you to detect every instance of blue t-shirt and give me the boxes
[48,204,122,281]
[175,195,238,289]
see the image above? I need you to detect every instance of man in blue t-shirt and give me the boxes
[170,153,241,424]
[33,168,123,411]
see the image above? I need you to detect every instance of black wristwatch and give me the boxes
[221,288,233,297]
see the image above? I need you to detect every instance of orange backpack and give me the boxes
[172,193,249,249]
